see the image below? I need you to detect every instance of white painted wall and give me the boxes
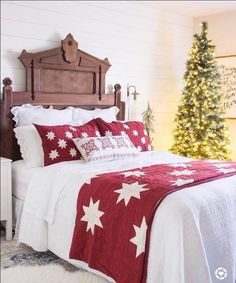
[1,1,193,150]
[194,11,236,160]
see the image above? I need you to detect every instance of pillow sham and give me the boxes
[34,120,101,166]
[70,106,119,124]
[11,104,74,127]
[14,125,44,167]
[95,118,152,152]
[73,135,139,162]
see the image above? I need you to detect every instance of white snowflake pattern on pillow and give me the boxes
[46,131,55,141]
[133,130,138,136]
[105,130,113,137]
[141,137,146,144]
[49,149,59,160]
[69,148,77,157]
[65,131,73,139]
[82,132,89,138]
[58,139,67,149]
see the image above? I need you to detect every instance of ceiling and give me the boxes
[137,1,236,17]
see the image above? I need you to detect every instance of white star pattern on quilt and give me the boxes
[124,124,129,130]
[171,179,194,186]
[81,198,104,234]
[105,130,113,137]
[170,170,196,176]
[58,139,67,149]
[169,163,190,168]
[122,171,145,177]
[137,146,142,152]
[217,168,236,174]
[49,149,59,160]
[69,126,77,132]
[82,132,89,138]
[120,131,126,136]
[95,131,100,137]
[133,130,138,136]
[115,182,148,206]
[69,148,77,157]
[65,131,73,139]
[130,217,148,258]
[46,131,55,141]
[141,137,146,144]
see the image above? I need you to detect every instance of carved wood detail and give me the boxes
[1,34,125,161]
[61,33,78,63]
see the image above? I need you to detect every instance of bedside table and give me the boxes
[0,157,12,240]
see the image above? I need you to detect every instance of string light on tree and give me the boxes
[171,22,231,160]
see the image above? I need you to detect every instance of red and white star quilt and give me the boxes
[69,160,236,283]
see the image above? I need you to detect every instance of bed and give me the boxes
[1,33,236,283]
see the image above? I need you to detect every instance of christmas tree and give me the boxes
[171,22,231,160]
[142,101,155,146]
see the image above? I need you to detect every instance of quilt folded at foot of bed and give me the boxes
[69,160,236,283]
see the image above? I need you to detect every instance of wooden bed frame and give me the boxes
[1,33,125,161]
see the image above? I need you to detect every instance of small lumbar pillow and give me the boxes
[73,135,139,162]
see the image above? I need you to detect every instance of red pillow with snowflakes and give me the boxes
[95,118,151,152]
[34,120,100,166]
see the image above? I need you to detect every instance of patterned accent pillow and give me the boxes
[34,120,100,166]
[73,135,139,162]
[95,118,151,152]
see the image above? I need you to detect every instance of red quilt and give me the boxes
[69,160,236,283]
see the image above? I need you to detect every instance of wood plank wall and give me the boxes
[1,1,193,151]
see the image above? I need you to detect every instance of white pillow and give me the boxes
[73,135,139,162]
[71,106,119,124]
[94,106,119,122]
[11,104,43,126]
[11,104,74,127]
[14,125,44,167]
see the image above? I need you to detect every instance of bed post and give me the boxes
[114,83,125,120]
[1,78,14,159]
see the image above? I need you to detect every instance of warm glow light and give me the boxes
[170,21,231,161]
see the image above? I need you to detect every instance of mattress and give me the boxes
[12,159,87,200]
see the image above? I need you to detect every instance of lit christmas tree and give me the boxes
[171,22,231,160]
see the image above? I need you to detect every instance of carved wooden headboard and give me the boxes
[1,33,125,161]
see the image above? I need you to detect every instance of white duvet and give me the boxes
[18,151,236,283]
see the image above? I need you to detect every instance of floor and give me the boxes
[0,226,77,271]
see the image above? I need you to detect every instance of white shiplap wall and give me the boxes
[1,0,193,150]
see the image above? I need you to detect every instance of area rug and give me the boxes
[1,264,108,283]
[1,229,75,271]
[1,229,108,283]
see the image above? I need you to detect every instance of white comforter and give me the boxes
[18,151,236,283]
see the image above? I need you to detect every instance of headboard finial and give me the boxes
[3,77,13,87]
[104,58,111,65]
[61,33,78,63]
[114,83,121,91]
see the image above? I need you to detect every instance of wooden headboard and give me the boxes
[1,33,125,161]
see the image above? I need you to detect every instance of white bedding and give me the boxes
[18,151,236,283]
[12,160,40,200]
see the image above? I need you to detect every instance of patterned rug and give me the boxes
[0,227,77,271]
